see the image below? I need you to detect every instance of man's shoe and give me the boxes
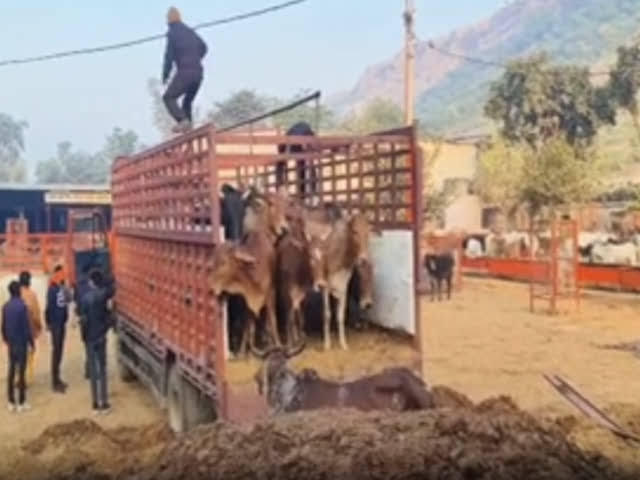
[17,403,31,413]
[53,384,66,394]
[171,120,192,134]
[7,403,16,413]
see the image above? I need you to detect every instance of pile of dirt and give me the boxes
[6,389,638,480]
[133,396,632,480]
[4,420,172,480]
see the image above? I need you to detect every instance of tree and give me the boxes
[208,90,271,128]
[340,98,404,134]
[519,136,602,215]
[36,127,140,184]
[476,139,526,218]
[485,53,616,150]
[608,44,640,139]
[421,140,454,226]
[0,113,28,182]
[269,90,336,132]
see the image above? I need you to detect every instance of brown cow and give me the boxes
[210,188,289,356]
[275,214,327,348]
[322,213,376,351]
[254,347,434,415]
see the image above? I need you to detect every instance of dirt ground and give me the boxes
[1,276,640,479]
[0,274,162,455]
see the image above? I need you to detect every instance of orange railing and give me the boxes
[0,232,113,275]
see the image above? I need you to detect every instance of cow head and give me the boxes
[253,341,306,414]
[355,258,374,310]
[210,243,256,296]
[244,188,290,239]
[347,213,374,263]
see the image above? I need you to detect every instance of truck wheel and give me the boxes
[167,365,188,435]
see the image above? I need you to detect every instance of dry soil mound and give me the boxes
[135,396,629,480]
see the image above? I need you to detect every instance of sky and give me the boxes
[1,0,504,177]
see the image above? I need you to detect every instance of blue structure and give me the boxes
[0,184,111,234]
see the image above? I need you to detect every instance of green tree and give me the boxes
[519,136,602,214]
[36,128,140,184]
[485,53,616,150]
[608,44,640,139]
[476,139,526,218]
[208,90,271,128]
[340,98,404,134]
[0,113,28,182]
[269,90,336,132]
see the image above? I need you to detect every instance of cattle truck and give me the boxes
[111,123,424,433]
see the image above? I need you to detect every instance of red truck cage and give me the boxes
[111,116,423,429]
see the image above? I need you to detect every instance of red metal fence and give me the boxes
[461,256,640,293]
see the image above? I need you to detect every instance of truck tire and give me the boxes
[167,365,217,435]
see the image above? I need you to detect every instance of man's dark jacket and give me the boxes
[162,22,208,83]
[2,298,33,349]
[46,283,69,328]
[79,280,116,344]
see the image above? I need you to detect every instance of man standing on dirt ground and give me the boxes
[19,271,42,387]
[79,269,115,415]
[46,265,71,394]
[162,6,208,134]
[2,281,34,413]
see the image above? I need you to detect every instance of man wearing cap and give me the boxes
[162,6,208,134]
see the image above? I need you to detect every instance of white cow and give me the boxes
[465,238,484,258]
[590,241,638,267]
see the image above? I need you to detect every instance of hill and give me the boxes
[330,0,640,139]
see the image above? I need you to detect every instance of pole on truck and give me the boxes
[404,0,416,125]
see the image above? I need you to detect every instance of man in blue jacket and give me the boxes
[46,265,70,393]
[80,269,115,414]
[162,6,208,134]
[2,281,34,413]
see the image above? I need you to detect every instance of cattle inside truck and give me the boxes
[111,123,424,433]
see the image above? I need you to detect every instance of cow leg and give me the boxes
[265,293,282,348]
[335,291,349,351]
[239,317,252,359]
[437,279,442,302]
[322,288,331,351]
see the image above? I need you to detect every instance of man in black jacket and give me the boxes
[2,281,34,413]
[46,265,71,393]
[162,6,208,134]
[80,269,115,414]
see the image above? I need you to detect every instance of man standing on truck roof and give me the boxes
[79,269,115,415]
[45,265,71,394]
[162,6,208,134]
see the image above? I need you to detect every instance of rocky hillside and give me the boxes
[331,0,640,136]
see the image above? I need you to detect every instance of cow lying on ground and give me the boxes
[254,346,434,415]
[424,252,455,301]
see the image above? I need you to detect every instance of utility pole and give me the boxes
[404,0,416,125]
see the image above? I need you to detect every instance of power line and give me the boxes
[0,0,307,67]
[427,41,611,77]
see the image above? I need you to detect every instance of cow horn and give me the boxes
[285,335,306,359]
[250,344,283,360]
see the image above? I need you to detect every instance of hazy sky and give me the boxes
[2,0,503,173]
